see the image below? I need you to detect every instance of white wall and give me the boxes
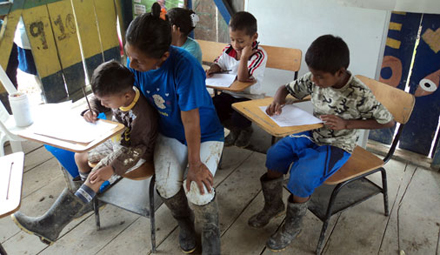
[245,0,389,96]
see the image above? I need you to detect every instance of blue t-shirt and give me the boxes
[181,37,202,64]
[128,46,224,144]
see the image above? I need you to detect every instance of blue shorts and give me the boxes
[266,131,351,197]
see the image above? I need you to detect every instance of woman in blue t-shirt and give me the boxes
[125,3,224,254]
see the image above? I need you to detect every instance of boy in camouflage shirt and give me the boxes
[248,35,395,251]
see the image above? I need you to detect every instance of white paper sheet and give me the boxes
[206,73,236,88]
[260,103,323,127]
[30,116,117,144]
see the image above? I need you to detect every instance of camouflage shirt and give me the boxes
[285,72,393,153]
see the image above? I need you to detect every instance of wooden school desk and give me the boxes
[0,152,25,255]
[232,97,323,143]
[8,102,125,153]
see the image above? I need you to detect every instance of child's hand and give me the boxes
[89,165,114,184]
[83,110,98,123]
[320,115,348,130]
[186,161,213,195]
[206,64,221,78]
[266,100,285,116]
[240,44,256,61]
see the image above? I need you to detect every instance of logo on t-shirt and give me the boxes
[152,94,166,109]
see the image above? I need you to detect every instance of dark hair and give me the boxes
[305,34,350,74]
[91,60,134,97]
[168,8,196,36]
[229,11,257,36]
[126,2,171,59]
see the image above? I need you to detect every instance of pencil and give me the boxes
[81,86,94,118]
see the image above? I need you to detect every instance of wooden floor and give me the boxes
[1,140,440,255]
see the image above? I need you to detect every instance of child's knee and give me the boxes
[155,179,182,199]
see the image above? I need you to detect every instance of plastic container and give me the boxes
[9,92,33,127]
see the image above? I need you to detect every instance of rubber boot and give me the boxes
[224,128,240,147]
[191,196,221,255]
[160,188,197,253]
[11,188,86,245]
[248,174,285,228]
[266,196,309,251]
[235,126,253,148]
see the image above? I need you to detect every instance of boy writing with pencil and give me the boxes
[207,11,267,148]
[248,35,395,251]
[12,60,158,245]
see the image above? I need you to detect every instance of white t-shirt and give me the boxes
[214,43,267,99]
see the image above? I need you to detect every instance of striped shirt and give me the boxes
[214,42,267,99]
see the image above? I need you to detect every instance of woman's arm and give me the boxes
[181,108,213,195]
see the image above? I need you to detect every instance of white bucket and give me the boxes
[9,92,33,127]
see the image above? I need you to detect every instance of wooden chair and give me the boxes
[90,162,162,253]
[197,39,302,79]
[308,75,415,254]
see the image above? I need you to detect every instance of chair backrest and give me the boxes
[356,75,415,124]
[197,39,302,75]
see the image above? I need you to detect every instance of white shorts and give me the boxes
[154,134,224,205]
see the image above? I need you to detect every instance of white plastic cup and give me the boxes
[9,92,33,127]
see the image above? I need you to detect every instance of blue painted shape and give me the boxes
[84,53,104,84]
[63,61,85,96]
[103,47,121,63]
[369,12,422,145]
[212,0,232,25]
[399,14,440,156]
[41,71,68,103]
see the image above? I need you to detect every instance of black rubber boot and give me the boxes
[224,128,240,147]
[191,196,221,255]
[266,196,309,251]
[248,174,285,228]
[160,188,197,253]
[235,126,253,148]
[11,188,86,245]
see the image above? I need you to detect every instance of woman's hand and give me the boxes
[320,115,348,130]
[89,165,114,184]
[186,161,213,195]
[83,110,98,123]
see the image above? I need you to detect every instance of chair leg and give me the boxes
[316,183,345,255]
[94,198,101,229]
[10,141,22,153]
[380,168,389,216]
[149,175,156,253]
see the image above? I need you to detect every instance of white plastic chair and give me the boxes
[0,65,26,156]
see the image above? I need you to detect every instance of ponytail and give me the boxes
[126,2,171,59]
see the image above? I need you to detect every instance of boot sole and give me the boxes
[266,230,302,252]
[10,214,55,245]
[181,246,197,254]
[248,210,286,228]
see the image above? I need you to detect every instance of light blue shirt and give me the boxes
[181,37,202,64]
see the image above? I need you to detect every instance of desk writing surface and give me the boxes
[206,79,256,92]
[18,119,124,153]
[0,152,25,218]
[9,102,125,153]
[232,97,323,137]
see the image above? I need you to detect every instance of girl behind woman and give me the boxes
[168,7,202,64]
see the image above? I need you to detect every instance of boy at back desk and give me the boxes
[12,60,158,245]
[206,11,267,148]
[248,35,395,251]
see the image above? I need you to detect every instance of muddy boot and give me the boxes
[160,188,197,253]
[11,188,86,245]
[224,128,240,147]
[234,126,253,148]
[248,174,285,228]
[266,196,309,251]
[191,196,221,255]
